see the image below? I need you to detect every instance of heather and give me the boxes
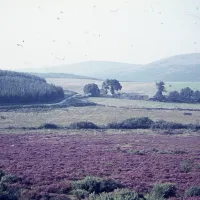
[0,132,200,199]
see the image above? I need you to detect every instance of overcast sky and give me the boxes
[0,0,200,70]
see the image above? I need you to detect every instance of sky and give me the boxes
[0,0,200,70]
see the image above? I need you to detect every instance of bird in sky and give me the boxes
[17,44,23,47]
[55,56,65,60]
[110,9,119,12]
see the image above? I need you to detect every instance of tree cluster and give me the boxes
[0,70,64,104]
[167,87,200,103]
[152,81,200,103]
[83,79,122,97]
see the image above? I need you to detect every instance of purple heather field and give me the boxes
[0,132,200,199]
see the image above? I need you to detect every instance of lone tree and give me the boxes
[153,81,166,101]
[83,83,100,97]
[102,79,122,95]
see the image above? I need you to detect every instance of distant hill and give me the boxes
[142,53,200,81]
[0,70,64,104]
[21,53,200,82]
[31,72,100,80]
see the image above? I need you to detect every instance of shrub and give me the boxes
[187,124,200,131]
[149,183,176,199]
[185,186,200,197]
[107,122,122,129]
[121,117,153,129]
[71,189,89,199]
[89,189,143,200]
[129,150,146,155]
[151,120,186,130]
[0,174,20,184]
[180,159,194,173]
[0,182,20,200]
[72,176,123,194]
[39,123,59,129]
[46,181,72,194]
[107,117,153,129]
[0,170,5,179]
[69,122,99,129]
[183,112,192,116]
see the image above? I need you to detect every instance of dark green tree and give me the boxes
[167,90,180,102]
[193,90,200,103]
[180,87,194,103]
[83,83,100,97]
[153,81,166,101]
[102,79,122,95]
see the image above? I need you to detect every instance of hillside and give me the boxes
[31,72,100,80]
[22,53,200,82]
[0,70,64,104]
[142,53,200,81]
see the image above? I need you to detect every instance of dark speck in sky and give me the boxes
[110,9,119,12]
[17,44,23,47]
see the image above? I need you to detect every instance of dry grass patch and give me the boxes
[0,106,200,129]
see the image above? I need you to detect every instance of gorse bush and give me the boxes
[121,117,153,129]
[72,176,123,194]
[69,122,99,129]
[185,186,200,197]
[39,123,60,129]
[151,120,186,130]
[0,171,20,200]
[107,117,153,129]
[0,170,5,179]
[0,70,64,104]
[107,118,200,131]
[180,159,194,173]
[107,122,122,129]
[89,189,143,200]
[71,189,89,199]
[148,183,176,199]
[0,174,20,184]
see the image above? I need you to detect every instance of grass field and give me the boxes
[1,106,200,129]
[46,78,200,97]
[87,97,200,110]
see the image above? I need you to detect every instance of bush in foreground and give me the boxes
[148,183,176,199]
[185,186,200,197]
[72,176,123,194]
[1,174,20,184]
[71,189,89,199]
[180,159,194,173]
[0,171,21,200]
[89,189,143,200]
